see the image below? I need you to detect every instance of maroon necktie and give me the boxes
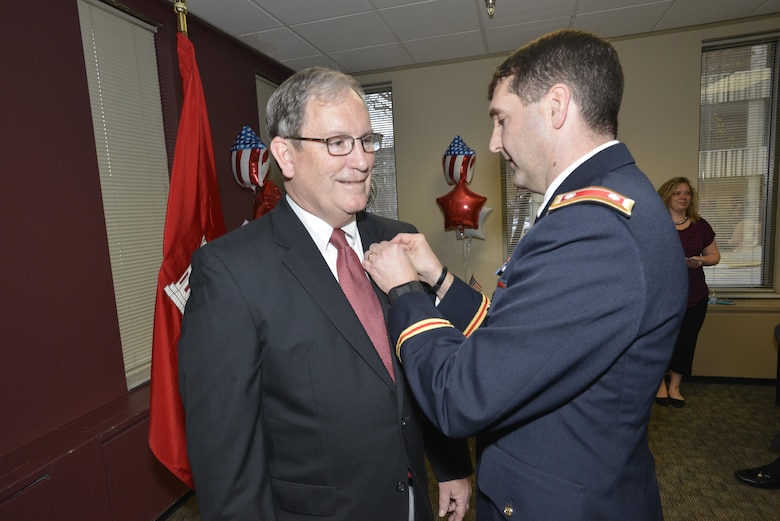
[330,228,395,381]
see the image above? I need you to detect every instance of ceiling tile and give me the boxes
[281,54,344,72]
[379,0,479,40]
[657,0,768,30]
[482,0,577,27]
[238,28,319,61]
[573,3,672,38]
[485,18,571,55]
[403,31,487,63]
[329,44,416,73]
[292,12,397,53]
[577,0,670,12]
[252,0,373,25]
[754,0,780,16]
[186,0,280,34]
[370,0,430,8]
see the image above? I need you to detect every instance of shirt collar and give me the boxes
[286,195,359,253]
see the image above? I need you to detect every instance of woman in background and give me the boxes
[655,177,720,408]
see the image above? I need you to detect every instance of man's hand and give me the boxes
[389,233,444,286]
[437,477,472,521]
[363,240,418,293]
[364,232,452,297]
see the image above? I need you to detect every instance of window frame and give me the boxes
[363,82,400,219]
[699,35,780,294]
[78,0,169,388]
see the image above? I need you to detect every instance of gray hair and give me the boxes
[266,67,366,143]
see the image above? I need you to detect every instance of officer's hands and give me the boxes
[363,239,418,293]
[389,233,444,287]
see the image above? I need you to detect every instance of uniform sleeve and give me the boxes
[422,417,474,482]
[389,204,645,439]
[178,246,274,521]
[437,276,490,336]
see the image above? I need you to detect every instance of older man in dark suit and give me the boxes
[178,67,472,521]
[364,30,687,520]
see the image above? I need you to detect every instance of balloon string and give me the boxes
[462,236,472,281]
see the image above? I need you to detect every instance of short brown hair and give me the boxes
[488,29,624,138]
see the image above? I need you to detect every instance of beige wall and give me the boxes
[356,15,780,379]
[359,58,505,288]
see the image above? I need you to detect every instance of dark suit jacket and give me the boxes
[388,143,687,520]
[178,198,472,521]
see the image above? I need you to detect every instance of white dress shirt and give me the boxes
[286,195,366,282]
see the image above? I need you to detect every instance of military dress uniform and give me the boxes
[388,143,687,520]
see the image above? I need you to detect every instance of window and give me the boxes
[78,0,169,388]
[363,83,399,219]
[500,158,542,259]
[699,37,779,291]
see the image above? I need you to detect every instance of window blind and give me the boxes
[699,39,778,290]
[500,157,542,259]
[363,83,399,220]
[78,0,169,388]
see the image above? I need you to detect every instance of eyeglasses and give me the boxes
[285,133,383,156]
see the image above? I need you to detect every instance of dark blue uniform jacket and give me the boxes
[389,143,687,521]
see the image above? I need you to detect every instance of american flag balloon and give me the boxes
[230,125,270,191]
[442,135,476,185]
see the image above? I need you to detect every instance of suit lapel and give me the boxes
[356,213,394,314]
[356,214,407,396]
[274,202,397,390]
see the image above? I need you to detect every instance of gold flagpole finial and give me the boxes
[173,0,188,35]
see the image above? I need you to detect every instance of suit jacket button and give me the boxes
[396,482,407,493]
[503,505,514,517]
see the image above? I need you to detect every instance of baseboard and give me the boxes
[687,375,776,386]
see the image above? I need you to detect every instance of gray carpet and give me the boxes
[159,379,780,520]
[650,379,780,520]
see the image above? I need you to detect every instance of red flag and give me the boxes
[149,32,226,488]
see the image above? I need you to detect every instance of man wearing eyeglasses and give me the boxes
[178,67,472,521]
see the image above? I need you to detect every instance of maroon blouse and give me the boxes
[677,219,716,307]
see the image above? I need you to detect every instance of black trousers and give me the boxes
[669,297,708,376]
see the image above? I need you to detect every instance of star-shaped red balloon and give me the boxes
[436,180,487,232]
[253,179,282,219]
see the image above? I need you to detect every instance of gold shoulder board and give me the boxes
[549,186,634,217]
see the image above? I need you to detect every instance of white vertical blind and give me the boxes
[363,83,399,219]
[78,0,169,388]
[500,158,542,259]
[699,39,778,290]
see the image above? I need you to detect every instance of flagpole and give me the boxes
[173,0,188,35]
[149,0,226,488]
